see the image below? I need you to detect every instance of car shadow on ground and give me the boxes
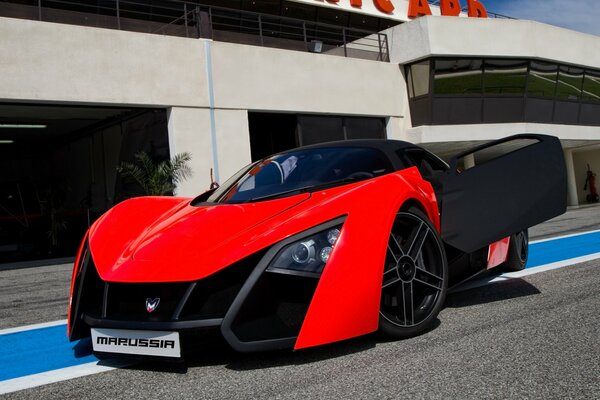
[97,276,540,374]
[445,274,541,308]
[114,333,380,374]
[116,319,445,373]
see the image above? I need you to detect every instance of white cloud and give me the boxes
[492,0,600,37]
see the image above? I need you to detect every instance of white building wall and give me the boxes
[210,41,404,116]
[0,17,209,107]
[0,16,406,196]
[388,16,600,207]
[1,16,599,199]
[388,16,600,68]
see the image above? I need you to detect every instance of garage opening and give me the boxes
[0,104,170,264]
[248,112,387,161]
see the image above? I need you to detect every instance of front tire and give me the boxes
[379,208,448,339]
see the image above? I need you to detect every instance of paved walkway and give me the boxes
[529,203,600,240]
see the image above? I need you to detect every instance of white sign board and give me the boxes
[91,328,181,358]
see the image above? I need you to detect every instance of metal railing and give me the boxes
[0,0,389,62]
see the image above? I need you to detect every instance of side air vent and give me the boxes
[177,254,259,320]
[230,271,319,342]
[69,244,106,340]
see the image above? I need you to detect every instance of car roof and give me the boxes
[296,139,415,152]
[285,139,425,171]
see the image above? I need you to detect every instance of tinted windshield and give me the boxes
[206,147,392,204]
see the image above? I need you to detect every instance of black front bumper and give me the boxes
[69,233,329,354]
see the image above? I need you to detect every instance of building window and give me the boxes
[556,66,584,101]
[582,69,600,104]
[298,115,385,145]
[407,61,430,98]
[248,113,298,161]
[249,113,386,161]
[483,59,527,95]
[434,59,482,95]
[407,57,600,127]
[527,61,558,98]
[298,115,344,145]
[344,117,386,140]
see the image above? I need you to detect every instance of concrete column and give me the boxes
[214,109,253,182]
[167,107,214,197]
[563,148,579,206]
[385,116,404,141]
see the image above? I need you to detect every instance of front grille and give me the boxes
[82,252,261,324]
[106,282,189,321]
[178,255,259,320]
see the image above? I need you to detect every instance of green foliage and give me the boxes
[117,151,192,196]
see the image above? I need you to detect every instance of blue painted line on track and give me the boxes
[0,325,96,381]
[1,230,600,383]
[526,231,600,268]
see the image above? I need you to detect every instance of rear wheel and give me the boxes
[501,230,528,272]
[379,208,448,339]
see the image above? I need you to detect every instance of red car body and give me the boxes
[70,167,439,349]
[68,135,566,357]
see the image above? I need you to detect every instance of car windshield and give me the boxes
[205,147,392,204]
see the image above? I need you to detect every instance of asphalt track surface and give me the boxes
[1,206,600,399]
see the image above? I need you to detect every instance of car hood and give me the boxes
[88,169,431,283]
[88,193,314,282]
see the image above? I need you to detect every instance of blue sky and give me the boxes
[483,0,600,37]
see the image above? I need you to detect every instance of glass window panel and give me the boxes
[483,59,527,95]
[582,69,600,104]
[527,61,558,98]
[409,61,430,98]
[344,117,385,139]
[298,116,344,145]
[434,59,482,95]
[556,66,584,100]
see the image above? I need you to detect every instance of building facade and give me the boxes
[0,0,599,262]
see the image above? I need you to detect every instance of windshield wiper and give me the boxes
[245,177,366,203]
[244,185,315,203]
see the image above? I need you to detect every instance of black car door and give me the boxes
[440,134,567,253]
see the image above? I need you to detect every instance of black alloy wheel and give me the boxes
[379,208,448,339]
[501,230,529,272]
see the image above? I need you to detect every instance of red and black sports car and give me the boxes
[68,134,566,358]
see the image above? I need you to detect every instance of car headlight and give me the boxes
[267,224,344,277]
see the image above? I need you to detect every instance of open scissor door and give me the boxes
[440,134,566,253]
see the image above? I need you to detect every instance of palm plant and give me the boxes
[117,151,192,196]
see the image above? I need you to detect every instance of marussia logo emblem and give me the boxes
[146,298,160,313]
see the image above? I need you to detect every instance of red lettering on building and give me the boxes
[467,0,488,18]
[315,0,488,19]
[440,0,461,16]
[407,0,432,18]
[373,0,394,13]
